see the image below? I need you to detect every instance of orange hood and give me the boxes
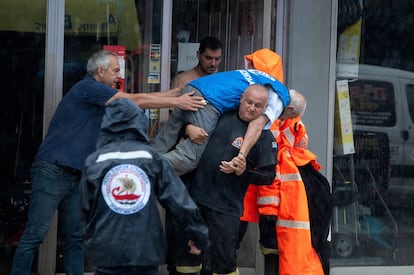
[245,48,284,83]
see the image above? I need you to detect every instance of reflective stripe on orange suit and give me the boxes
[240,180,279,223]
[275,117,323,275]
[241,118,318,223]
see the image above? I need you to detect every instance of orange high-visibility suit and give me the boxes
[241,48,329,275]
[274,118,324,275]
[241,117,325,275]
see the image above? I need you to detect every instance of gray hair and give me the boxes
[86,50,118,76]
[289,89,307,117]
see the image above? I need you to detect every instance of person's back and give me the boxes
[80,98,208,274]
[152,69,290,176]
[188,69,289,114]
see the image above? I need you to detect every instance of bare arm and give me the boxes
[239,114,269,156]
[222,114,269,175]
[170,74,186,89]
[150,87,182,97]
[185,124,209,144]
[106,88,206,111]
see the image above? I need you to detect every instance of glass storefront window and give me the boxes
[348,79,396,127]
[170,0,277,79]
[0,1,47,274]
[59,0,164,272]
[62,0,163,135]
[333,0,414,267]
[0,0,164,273]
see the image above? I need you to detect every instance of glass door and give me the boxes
[61,0,165,272]
[62,0,164,136]
[170,0,277,78]
[169,0,278,272]
[0,1,47,273]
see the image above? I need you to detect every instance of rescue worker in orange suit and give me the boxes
[238,48,284,275]
[241,113,333,275]
[278,113,334,275]
[239,48,332,275]
[240,114,323,275]
[239,101,311,275]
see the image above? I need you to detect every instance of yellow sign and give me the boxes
[336,18,362,78]
[0,0,141,51]
[334,80,355,155]
[337,19,362,64]
[0,0,47,33]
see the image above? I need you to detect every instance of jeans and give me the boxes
[10,160,84,275]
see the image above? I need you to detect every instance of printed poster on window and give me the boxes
[148,44,160,84]
[334,80,355,155]
[177,42,199,72]
[336,18,362,78]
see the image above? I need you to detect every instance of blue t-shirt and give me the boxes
[188,69,289,113]
[36,75,117,170]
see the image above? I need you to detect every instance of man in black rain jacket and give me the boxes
[80,98,208,275]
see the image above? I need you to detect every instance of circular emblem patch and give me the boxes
[101,164,151,215]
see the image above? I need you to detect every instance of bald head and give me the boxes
[279,89,307,120]
[238,84,269,122]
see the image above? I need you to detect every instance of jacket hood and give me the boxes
[97,98,149,148]
[245,48,284,83]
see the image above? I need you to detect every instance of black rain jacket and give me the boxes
[80,98,208,268]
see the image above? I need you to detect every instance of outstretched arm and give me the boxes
[107,87,206,111]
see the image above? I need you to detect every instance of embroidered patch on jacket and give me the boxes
[101,164,151,215]
[231,136,244,149]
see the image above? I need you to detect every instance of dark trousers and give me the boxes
[167,205,240,274]
[94,265,158,275]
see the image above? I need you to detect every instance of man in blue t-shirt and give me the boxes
[10,50,206,275]
[152,69,294,176]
